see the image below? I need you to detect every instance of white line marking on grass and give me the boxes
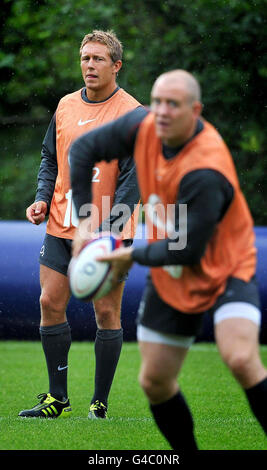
[69,417,153,423]
[191,344,218,352]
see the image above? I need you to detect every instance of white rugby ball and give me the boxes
[68,233,122,301]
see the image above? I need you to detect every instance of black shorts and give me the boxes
[39,233,133,278]
[137,275,261,337]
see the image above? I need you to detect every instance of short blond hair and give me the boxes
[80,30,123,62]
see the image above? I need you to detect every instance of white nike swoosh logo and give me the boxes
[78,118,97,126]
[58,365,68,371]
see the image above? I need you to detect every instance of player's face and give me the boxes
[80,42,122,99]
[151,79,201,147]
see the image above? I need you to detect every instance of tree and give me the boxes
[0,0,266,222]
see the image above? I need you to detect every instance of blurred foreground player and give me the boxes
[21,30,140,419]
[69,70,267,449]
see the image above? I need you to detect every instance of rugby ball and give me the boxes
[68,233,122,302]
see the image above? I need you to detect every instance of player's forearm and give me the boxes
[35,115,58,211]
[132,236,206,267]
[35,153,57,210]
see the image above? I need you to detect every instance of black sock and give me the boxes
[150,391,198,451]
[40,321,71,401]
[91,328,123,407]
[245,376,267,434]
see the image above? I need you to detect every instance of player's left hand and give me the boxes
[97,247,134,287]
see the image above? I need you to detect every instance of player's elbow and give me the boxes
[184,240,207,265]
[69,138,83,167]
[188,249,203,265]
[69,132,94,166]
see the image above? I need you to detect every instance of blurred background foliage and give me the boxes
[0,0,266,223]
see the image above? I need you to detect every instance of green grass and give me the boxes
[0,341,267,450]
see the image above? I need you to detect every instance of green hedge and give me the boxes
[1,0,266,222]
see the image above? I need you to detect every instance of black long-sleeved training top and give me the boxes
[69,107,233,266]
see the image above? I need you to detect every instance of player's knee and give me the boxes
[139,372,157,399]
[95,308,120,329]
[222,349,253,377]
[39,291,64,320]
[139,371,167,402]
[40,291,52,312]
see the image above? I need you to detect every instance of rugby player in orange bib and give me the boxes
[69,70,267,449]
[21,30,141,419]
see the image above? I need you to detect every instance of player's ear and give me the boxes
[113,60,122,75]
[193,100,202,118]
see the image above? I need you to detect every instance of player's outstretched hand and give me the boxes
[26,201,47,225]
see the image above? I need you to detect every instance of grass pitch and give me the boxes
[0,341,267,451]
